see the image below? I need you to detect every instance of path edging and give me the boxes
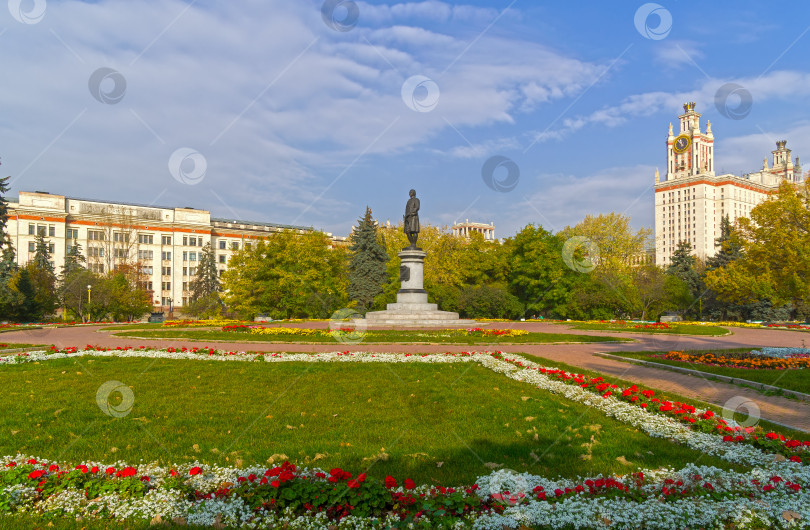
[594,352,810,402]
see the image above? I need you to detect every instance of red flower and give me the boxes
[28,470,46,480]
[347,479,360,489]
[189,466,202,476]
[404,478,416,490]
[384,476,397,489]
[90,466,99,474]
[270,480,280,488]
[6,462,16,468]
[105,467,116,475]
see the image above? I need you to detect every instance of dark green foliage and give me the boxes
[0,173,10,251]
[457,285,523,319]
[348,207,389,314]
[190,243,220,302]
[506,225,577,318]
[61,243,86,277]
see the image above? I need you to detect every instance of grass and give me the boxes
[0,356,738,486]
[609,350,810,395]
[0,343,42,351]
[109,328,630,344]
[101,323,167,331]
[519,352,810,441]
[565,322,729,336]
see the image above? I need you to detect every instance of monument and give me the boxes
[364,190,476,327]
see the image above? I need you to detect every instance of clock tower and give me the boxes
[664,101,714,181]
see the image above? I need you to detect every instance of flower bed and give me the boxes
[2,347,810,527]
[163,319,249,328]
[766,323,810,330]
[634,322,671,330]
[2,454,808,528]
[654,350,810,370]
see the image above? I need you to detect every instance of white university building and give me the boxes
[655,102,803,265]
[5,191,341,310]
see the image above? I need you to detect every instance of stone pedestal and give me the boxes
[364,248,476,327]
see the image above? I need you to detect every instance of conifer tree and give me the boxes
[0,161,11,250]
[190,242,220,301]
[348,207,389,313]
[706,215,741,270]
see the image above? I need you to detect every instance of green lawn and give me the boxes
[565,322,729,336]
[610,350,810,396]
[0,343,43,351]
[0,356,736,485]
[101,323,167,331]
[110,328,630,344]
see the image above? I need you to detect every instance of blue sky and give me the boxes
[3,1,809,238]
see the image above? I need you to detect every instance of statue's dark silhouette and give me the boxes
[403,189,420,249]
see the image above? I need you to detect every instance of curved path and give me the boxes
[3,322,810,432]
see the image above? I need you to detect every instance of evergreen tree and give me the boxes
[0,173,10,250]
[26,234,57,319]
[62,243,87,277]
[9,268,36,321]
[666,241,701,293]
[0,245,20,318]
[706,215,741,270]
[347,207,389,313]
[31,234,54,274]
[190,243,220,301]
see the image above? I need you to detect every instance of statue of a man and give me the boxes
[403,189,420,249]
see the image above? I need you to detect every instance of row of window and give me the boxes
[26,224,249,250]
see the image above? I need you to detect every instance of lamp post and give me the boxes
[168,297,173,317]
[86,285,92,323]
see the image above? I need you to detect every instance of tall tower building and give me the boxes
[654,103,802,265]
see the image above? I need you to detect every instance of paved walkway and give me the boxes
[3,322,810,432]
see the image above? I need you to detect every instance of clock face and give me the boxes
[673,134,691,154]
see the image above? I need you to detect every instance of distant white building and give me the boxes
[6,191,333,308]
[654,102,803,265]
[451,219,495,240]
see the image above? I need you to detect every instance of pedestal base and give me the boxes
[363,248,477,327]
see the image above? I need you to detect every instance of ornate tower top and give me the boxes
[683,102,697,112]
[777,140,787,149]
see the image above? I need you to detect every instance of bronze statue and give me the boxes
[403,189,420,249]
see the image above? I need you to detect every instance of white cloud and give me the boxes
[653,40,704,68]
[526,70,810,147]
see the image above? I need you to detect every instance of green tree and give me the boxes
[26,235,57,319]
[60,268,100,322]
[348,207,389,313]
[8,268,36,321]
[190,243,220,302]
[665,240,701,317]
[631,264,692,320]
[705,180,810,317]
[0,172,11,250]
[505,225,573,318]
[0,244,19,318]
[61,242,87,277]
[221,230,348,319]
[105,271,152,321]
[457,285,523,319]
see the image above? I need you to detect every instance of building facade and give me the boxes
[654,102,803,265]
[451,219,496,240]
[6,191,332,309]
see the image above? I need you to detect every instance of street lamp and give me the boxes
[87,285,92,323]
